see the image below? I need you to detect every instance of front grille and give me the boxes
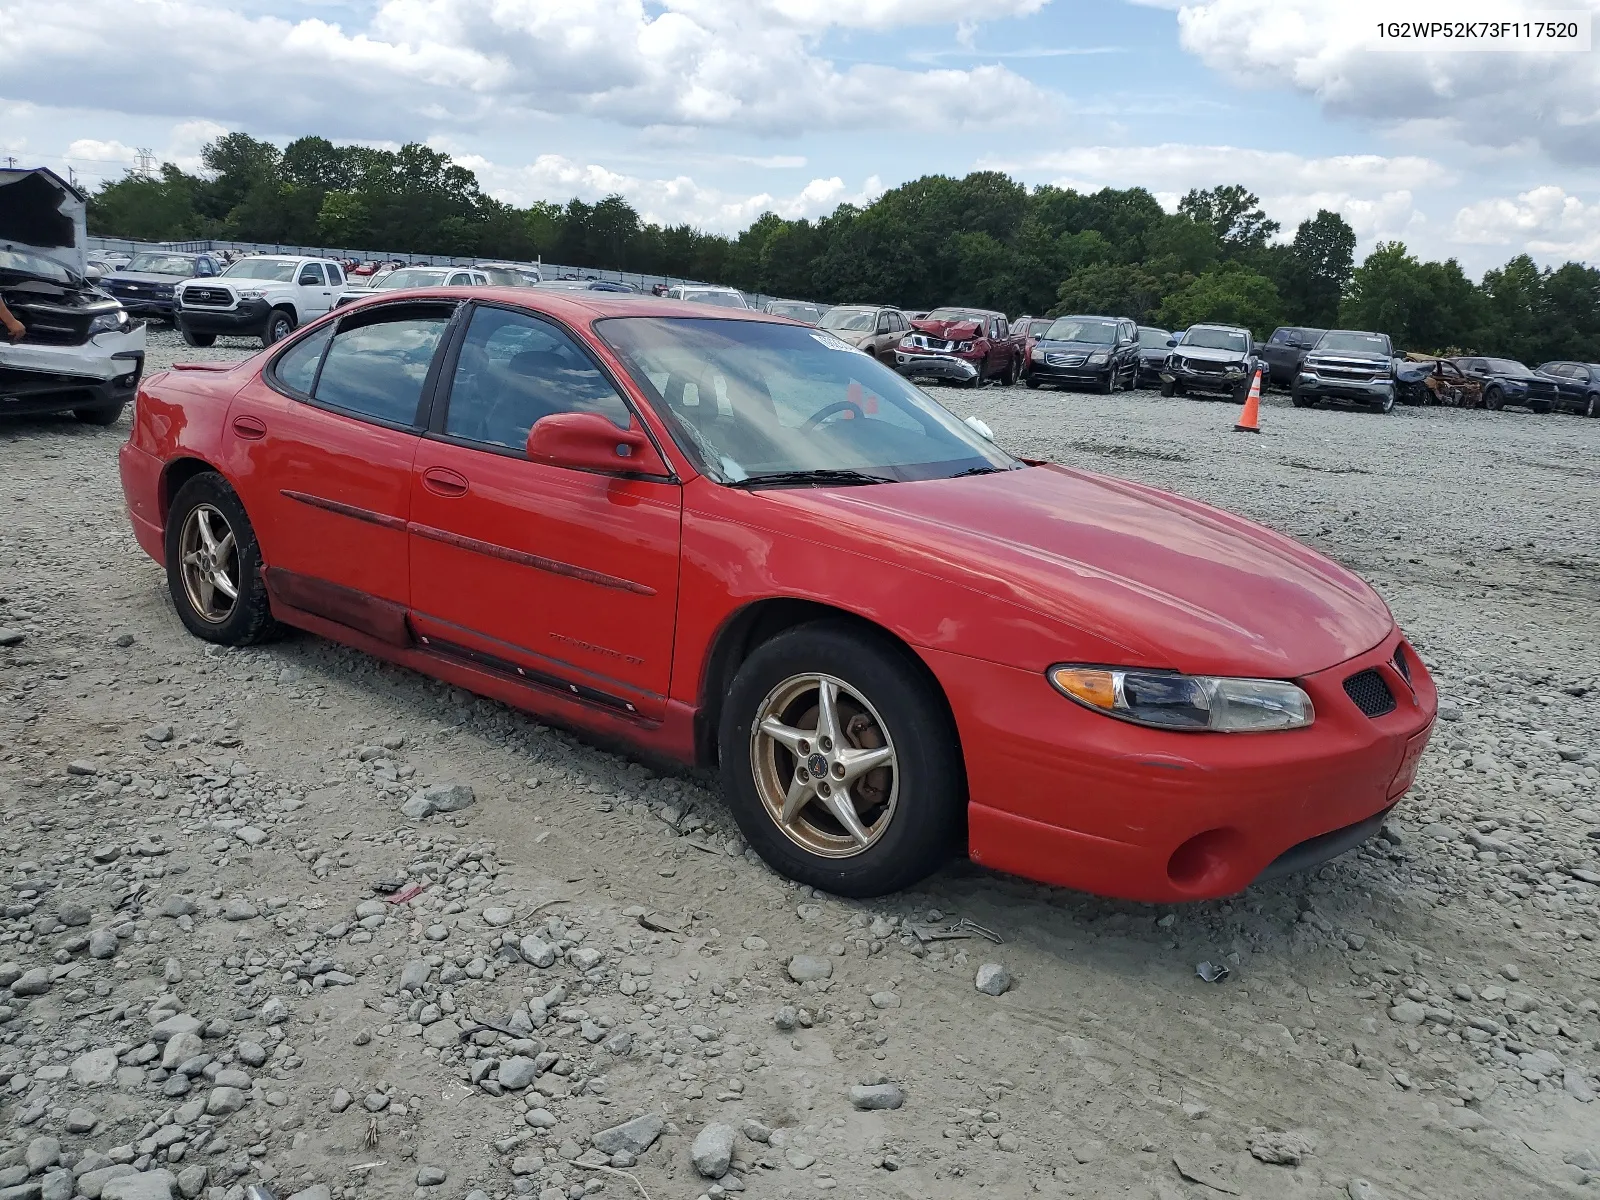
[1393,644,1411,683]
[1343,669,1396,717]
[1046,352,1086,367]
[20,324,86,346]
[1527,380,1558,398]
[1320,367,1378,382]
[181,286,233,308]
[1184,358,1226,374]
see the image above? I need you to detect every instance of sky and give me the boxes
[1,0,1598,275]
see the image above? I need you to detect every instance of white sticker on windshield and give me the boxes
[810,331,862,354]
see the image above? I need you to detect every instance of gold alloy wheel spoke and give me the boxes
[749,672,899,859]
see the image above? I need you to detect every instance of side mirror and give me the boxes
[85,266,103,282]
[526,412,669,478]
[1166,337,1178,347]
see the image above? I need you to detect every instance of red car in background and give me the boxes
[119,289,1435,901]
[1012,316,1056,377]
[893,306,1023,387]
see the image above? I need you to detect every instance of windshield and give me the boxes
[682,289,748,309]
[379,268,452,289]
[596,317,1016,484]
[925,308,988,326]
[1025,319,1055,337]
[819,307,877,332]
[0,247,75,283]
[222,258,299,282]
[1137,327,1171,348]
[1481,357,1530,375]
[768,302,824,323]
[1315,331,1389,355]
[126,253,198,276]
[476,267,528,287]
[1044,317,1116,344]
[1182,327,1250,352]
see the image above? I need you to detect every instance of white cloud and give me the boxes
[0,0,1054,139]
[989,143,1440,244]
[447,148,885,232]
[1451,186,1600,260]
[1166,0,1600,163]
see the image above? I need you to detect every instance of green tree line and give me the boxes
[88,133,1600,363]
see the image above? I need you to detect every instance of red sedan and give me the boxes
[118,289,1435,900]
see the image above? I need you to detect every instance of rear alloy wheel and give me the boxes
[1585,392,1599,418]
[1483,385,1505,411]
[262,309,295,347]
[165,474,278,646]
[720,623,963,897]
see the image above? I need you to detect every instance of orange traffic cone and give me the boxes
[1234,368,1262,433]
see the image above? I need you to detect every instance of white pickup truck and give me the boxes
[173,255,347,348]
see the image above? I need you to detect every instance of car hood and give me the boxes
[911,317,983,339]
[1306,350,1390,369]
[1175,344,1248,364]
[768,464,1393,678]
[104,271,186,287]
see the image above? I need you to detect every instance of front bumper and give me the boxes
[1296,373,1395,404]
[0,328,147,415]
[894,351,979,383]
[1030,361,1112,386]
[1163,365,1248,395]
[176,298,272,336]
[925,628,1436,902]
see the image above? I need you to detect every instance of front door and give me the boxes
[296,263,335,320]
[225,301,457,641]
[406,302,682,717]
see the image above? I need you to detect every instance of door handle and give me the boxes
[421,466,469,497]
[232,415,267,440]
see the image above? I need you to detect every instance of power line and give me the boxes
[134,147,158,178]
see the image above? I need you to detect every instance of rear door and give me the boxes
[406,302,682,716]
[225,301,457,643]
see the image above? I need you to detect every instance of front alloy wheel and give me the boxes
[751,673,898,858]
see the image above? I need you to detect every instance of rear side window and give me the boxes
[313,310,452,426]
[326,264,344,287]
[272,325,333,395]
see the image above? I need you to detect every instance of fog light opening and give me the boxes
[1166,828,1248,894]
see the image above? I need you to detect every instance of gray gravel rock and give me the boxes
[593,1114,664,1156]
[975,963,1012,996]
[70,1049,118,1086]
[400,959,431,990]
[850,1083,905,1110]
[100,1173,175,1200]
[498,1056,538,1090]
[10,967,51,997]
[787,955,833,983]
[402,782,475,818]
[691,1123,735,1178]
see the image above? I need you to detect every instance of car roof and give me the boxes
[338,286,778,323]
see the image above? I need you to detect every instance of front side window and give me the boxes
[272,325,334,395]
[298,264,325,286]
[312,309,451,426]
[444,306,632,450]
[596,317,1016,485]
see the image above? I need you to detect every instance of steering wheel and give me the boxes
[801,400,865,432]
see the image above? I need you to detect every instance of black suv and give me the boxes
[1532,362,1600,417]
[1026,315,1140,392]
[1292,330,1398,413]
[1261,326,1327,388]
[1160,324,1260,402]
[1453,357,1554,412]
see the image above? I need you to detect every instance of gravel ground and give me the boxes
[1,325,1597,1200]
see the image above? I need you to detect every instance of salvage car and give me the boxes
[1134,326,1173,388]
[894,307,1022,386]
[1026,315,1140,393]
[118,289,1436,901]
[1260,326,1327,389]
[1160,324,1261,402]
[1527,361,1599,417]
[1,167,145,424]
[1395,356,1483,408]
[177,255,347,347]
[100,249,222,321]
[817,305,909,364]
[1451,356,1551,412]
[1011,317,1056,376]
[1292,330,1399,413]
[764,300,827,325]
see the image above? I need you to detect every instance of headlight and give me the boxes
[1087,352,1109,365]
[1225,366,1244,377]
[956,340,974,352]
[87,311,128,335]
[899,336,915,348]
[237,288,266,300]
[1048,666,1314,732]
[1031,348,1044,362]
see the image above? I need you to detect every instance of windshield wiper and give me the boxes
[728,468,897,490]
[945,465,1012,478]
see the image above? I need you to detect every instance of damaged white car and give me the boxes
[1,167,145,425]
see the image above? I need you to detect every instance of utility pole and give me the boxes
[3,156,15,169]
[134,147,157,179]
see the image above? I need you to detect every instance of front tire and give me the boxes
[1375,386,1396,414]
[1586,392,1599,418]
[1292,387,1316,408]
[179,325,216,349]
[73,403,124,426]
[164,474,278,646]
[719,622,964,897]
[262,308,296,347]
[1484,385,1505,411]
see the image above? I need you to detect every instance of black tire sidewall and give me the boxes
[73,404,124,426]
[264,310,295,346]
[718,622,964,897]
[164,473,277,646]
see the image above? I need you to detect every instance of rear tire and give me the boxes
[719,622,964,897]
[164,473,279,647]
[1003,355,1021,386]
[179,325,216,349]
[1587,392,1599,418]
[1484,385,1504,411]
[73,403,124,426]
